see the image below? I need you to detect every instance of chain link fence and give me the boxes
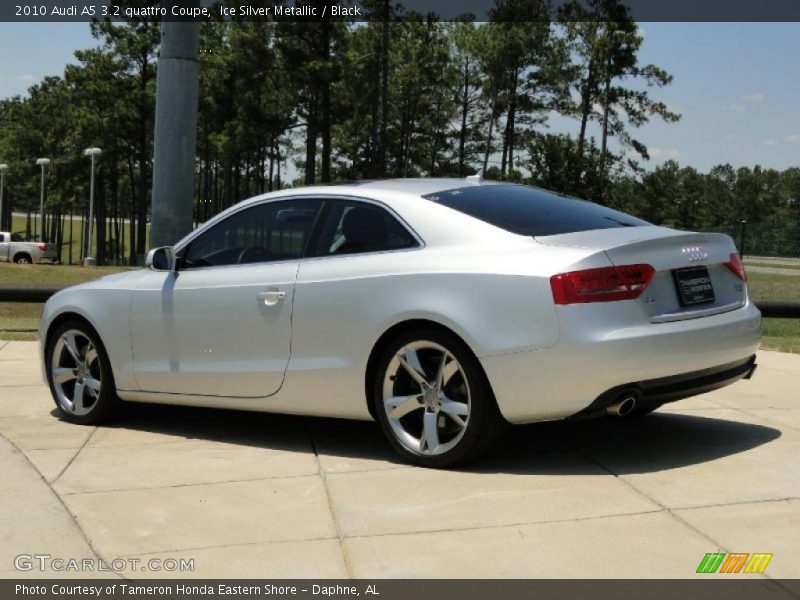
[694,219,800,259]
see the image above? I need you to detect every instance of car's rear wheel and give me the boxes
[14,253,32,264]
[372,328,506,468]
[46,320,120,424]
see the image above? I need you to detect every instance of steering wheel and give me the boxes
[237,246,271,264]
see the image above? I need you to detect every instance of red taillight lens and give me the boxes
[550,264,655,305]
[38,244,46,252]
[724,252,746,281]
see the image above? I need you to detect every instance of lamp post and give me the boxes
[83,148,102,266]
[0,164,7,231]
[35,158,50,242]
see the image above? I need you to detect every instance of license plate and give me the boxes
[673,266,715,306]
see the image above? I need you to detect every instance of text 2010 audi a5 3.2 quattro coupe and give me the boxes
[40,178,761,467]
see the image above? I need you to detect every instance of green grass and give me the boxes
[760,319,800,354]
[0,263,133,341]
[746,271,800,303]
[1,262,799,353]
[8,213,150,266]
[746,261,800,271]
[746,272,800,353]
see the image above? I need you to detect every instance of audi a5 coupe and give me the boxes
[40,179,761,466]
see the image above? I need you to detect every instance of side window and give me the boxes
[182,198,321,268]
[313,201,418,256]
[0,234,5,242]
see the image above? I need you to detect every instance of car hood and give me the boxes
[66,269,150,291]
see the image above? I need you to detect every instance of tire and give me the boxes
[14,253,32,264]
[372,327,507,468]
[45,319,121,425]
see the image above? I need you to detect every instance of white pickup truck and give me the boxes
[0,232,57,264]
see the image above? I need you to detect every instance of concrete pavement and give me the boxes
[1,340,799,579]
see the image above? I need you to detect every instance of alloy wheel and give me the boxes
[51,329,103,417]
[382,340,471,456]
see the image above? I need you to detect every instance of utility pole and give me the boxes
[84,148,102,266]
[36,158,50,242]
[0,164,7,231]
[150,2,200,249]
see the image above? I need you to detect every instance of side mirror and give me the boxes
[146,246,176,271]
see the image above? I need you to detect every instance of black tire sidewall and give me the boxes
[372,327,501,468]
[46,320,118,424]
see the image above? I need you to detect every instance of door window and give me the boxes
[312,201,418,256]
[182,198,322,268]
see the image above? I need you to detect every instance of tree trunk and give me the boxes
[576,61,596,187]
[458,63,469,176]
[320,19,332,183]
[482,89,497,174]
[378,4,390,177]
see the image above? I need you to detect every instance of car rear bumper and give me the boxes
[570,354,757,419]
[480,300,762,424]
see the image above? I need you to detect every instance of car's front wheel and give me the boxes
[46,320,120,424]
[373,328,506,468]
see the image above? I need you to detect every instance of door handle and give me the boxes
[257,290,286,305]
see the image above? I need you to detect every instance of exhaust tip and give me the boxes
[606,393,638,417]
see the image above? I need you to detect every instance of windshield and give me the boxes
[423,184,649,237]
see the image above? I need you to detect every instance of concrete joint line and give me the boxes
[53,426,98,484]
[305,426,356,579]
[0,429,112,574]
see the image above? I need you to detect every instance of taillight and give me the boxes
[550,264,655,305]
[38,244,46,252]
[724,252,746,281]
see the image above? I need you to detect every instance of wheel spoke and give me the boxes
[63,334,81,364]
[84,344,98,366]
[398,349,427,387]
[441,360,459,390]
[387,395,421,419]
[440,398,469,428]
[421,411,439,453]
[434,352,448,391]
[84,376,101,393]
[72,381,86,413]
[53,367,77,384]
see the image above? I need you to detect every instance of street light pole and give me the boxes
[0,164,7,231]
[83,148,102,266]
[35,158,50,242]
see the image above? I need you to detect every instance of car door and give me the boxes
[287,199,422,401]
[130,197,323,397]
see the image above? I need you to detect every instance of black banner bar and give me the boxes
[2,0,800,23]
[4,580,800,600]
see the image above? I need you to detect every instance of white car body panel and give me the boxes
[40,179,761,424]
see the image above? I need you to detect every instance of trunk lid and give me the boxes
[537,226,747,322]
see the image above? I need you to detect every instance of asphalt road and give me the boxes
[1,341,798,579]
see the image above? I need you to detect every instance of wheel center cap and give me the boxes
[424,388,439,409]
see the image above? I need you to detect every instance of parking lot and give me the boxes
[1,340,798,579]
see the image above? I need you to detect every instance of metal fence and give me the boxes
[695,219,800,258]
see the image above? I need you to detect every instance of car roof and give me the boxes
[346,177,501,196]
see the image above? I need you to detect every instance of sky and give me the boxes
[0,21,798,173]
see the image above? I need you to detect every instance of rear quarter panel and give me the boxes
[279,243,571,419]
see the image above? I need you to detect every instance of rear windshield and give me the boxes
[423,184,649,237]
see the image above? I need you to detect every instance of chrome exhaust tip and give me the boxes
[606,394,637,417]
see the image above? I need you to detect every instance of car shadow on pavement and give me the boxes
[57,402,782,476]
